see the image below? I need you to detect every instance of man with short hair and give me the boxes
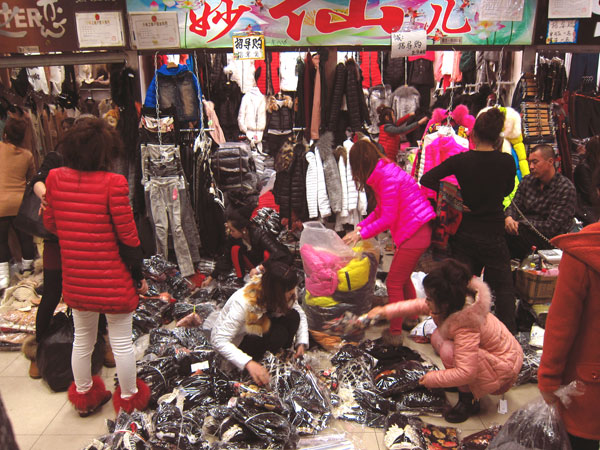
[505,144,576,260]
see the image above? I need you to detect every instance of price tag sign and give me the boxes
[391,29,427,58]
[75,12,125,48]
[546,19,579,44]
[232,33,265,60]
[129,12,180,50]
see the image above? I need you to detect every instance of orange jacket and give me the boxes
[538,222,600,440]
[383,277,523,399]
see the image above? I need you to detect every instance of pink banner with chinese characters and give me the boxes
[126,0,536,48]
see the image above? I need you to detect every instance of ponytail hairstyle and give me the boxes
[472,108,505,151]
[257,259,299,313]
[422,259,476,319]
[377,105,395,126]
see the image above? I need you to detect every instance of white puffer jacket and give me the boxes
[305,149,331,219]
[210,283,309,371]
[238,86,267,143]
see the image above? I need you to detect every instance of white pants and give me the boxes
[72,310,138,397]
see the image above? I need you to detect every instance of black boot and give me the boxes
[443,391,480,423]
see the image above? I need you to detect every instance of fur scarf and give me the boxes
[243,279,271,336]
[266,95,293,112]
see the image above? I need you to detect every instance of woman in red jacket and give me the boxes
[44,119,150,417]
[377,106,427,162]
[538,223,600,450]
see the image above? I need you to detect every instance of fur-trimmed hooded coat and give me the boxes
[210,278,309,370]
[383,277,523,399]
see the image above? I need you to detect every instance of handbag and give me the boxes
[13,185,55,240]
[431,181,464,250]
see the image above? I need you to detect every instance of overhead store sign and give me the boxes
[391,29,427,58]
[125,0,536,48]
[232,32,265,60]
[0,0,127,53]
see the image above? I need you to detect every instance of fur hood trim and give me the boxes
[243,279,271,336]
[267,95,294,113]
[438,277,491,337]
[335,145,347,164]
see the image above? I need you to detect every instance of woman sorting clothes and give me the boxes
[368,259,523,423]
[211,260,309,386]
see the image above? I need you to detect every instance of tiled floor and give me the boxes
[0,332,540,450]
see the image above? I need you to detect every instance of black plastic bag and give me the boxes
[36,312,104,392]
[459,426,502,450]
[84,411,152,450]
[135,356,180,406]
[173,375,219,410]
[364,339,425,366]
[330,344,377,370]
[374,360,431,396]
[153,402,205,449]
[393,387,449,415]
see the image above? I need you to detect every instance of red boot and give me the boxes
[113,378,151,414]
[67,376,112,417]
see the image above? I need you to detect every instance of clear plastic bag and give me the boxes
[488,381,584,450]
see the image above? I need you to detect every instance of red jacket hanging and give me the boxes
[255,52,280,95]
[360,51,382,89]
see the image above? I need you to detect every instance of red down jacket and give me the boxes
[44,167,140,314]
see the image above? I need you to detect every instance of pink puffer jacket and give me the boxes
[420,135,469,200]
[300,244,346,297]
[383,277,523,399]
[358,159,435,247]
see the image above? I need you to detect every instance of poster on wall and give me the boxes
[125,0,536,48]
[479,0,525,22]
[546,19,579,43]
[76,11,125,48]
[549,0,593,19]
[0,0,127,53]
[129,12,180,48]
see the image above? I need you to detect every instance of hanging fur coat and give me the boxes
[273,140,309,222]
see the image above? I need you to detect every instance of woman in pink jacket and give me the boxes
[369,259,523,423]
[344,139,435,343]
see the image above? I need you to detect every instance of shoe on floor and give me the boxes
[443,391,481,423]
[113,378,151,414]
[381,328,403,347]
[68,376,112,417]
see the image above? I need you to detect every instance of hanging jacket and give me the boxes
[383,52,406,91]
[43,168,142,314]
[383,277,523,399]
[274,140,309,222]
[144,64,202,124]
[202,100,226,145]
[359,51,382,89]
[305,149,331,219]
[315,132,343,214]
[420,135,469,200]
[238,86,267,142]
[358,159,435,247]
[255,52,280,95]
[538,223,600,440]
[266,95,293,132]
[279,52,301,92]
[214,80,242,142]
[391,85,420,121]
[327,63,347,132]
[345,59,370,131]
[408,52,435,87]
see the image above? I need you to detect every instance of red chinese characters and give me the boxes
[426,0,471,35]
[315,0,404,34]
[268,0,309,41]
[189,0,250,42]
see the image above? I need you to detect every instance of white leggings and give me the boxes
[72,309,138,397]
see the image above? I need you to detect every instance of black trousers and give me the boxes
[0,216,35,262]
[505,224,554,261]
[569,433,599,450]
[239,309,300,362]
[450,229,517,334]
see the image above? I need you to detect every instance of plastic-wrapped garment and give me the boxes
[132,308,163,336]
[301,244,347,296]
[137,296,174,325]
[459,426,502,450]
[252,207,282,237]
[362,340,425,367]
[332,387,395,428]
[383,413,427,450]
[297,433,360,450]
[337,358,376,392]
[514,334,541,386]
[82,411,153,450]
[172,375,220,410]
[488,381,583,450]
[152,402,206,449]
[374,361,432,396]
[142,255,194,300]
[212,277,245,304]
[259,352,332,435]
[420,422,459,449]
[323,311,387,336]
[218,415,258,444]
[331,344,377,370]
[392,387,449,415]
[174,302,216,325]
[135,356,181,407]
[196,257,217,275]
[142,254,179,281]
[232,397,297,447]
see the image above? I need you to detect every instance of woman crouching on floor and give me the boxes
[210,259,309,386]
[368,259,523,423]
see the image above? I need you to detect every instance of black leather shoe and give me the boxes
[443,392,480,423]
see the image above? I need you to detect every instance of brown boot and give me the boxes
[22,335,41,379]
[103,335,116,368]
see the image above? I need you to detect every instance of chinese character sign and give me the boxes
[546,19,579,44]
[232,33,265,59]
[391,29,427,58]
[125,0,536,47]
